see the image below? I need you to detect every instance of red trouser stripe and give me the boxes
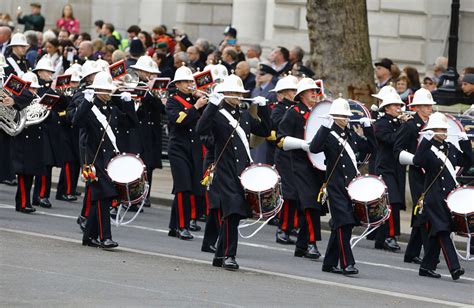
[84,187,91,217]
[97,200,103,240]
[205,192,210,215]
[305,209,315,243]
[40,175,46,198]
[65,162,71,195]
[388,207,395,237]
[217,209,222,226]
[281,200,289,231]
[294,211,299,228]
[338,228,347,267]
[19,175,26,209]
[190,194,196,220]
[224,218,229,256]
[177,192,184,229]
[439,237,452,271]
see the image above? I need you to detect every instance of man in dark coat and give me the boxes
[373,89,408,252]
[71,71,138,248]
[394,88,436,264]
[309,98,376,275]
[277,78,324,259]
[413,112,471,280]
[166,65,208,240]
[197,74,270,270]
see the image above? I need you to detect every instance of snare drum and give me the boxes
[347,174,389,226]
[446,186,474,237]
[240,164,282,218]
[106,153,148,204]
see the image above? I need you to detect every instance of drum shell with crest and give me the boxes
[445,186,474,236]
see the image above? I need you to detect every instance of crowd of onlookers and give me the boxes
[1,2,473,104]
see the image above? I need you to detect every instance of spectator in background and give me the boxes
[374,58,394,90]
[206,50,222,65]
[221,46,239,72]
[289,46,304,66]
[127,25,141,40]
[195,38,211,61]
[269,46,292,76]
[235,60,256,95]
[251,63,277,98]
[58,29,69,42]
[42,38,64,77]
[403,66,421,92]
[186,45,205,71]
[92,38,105,58]
[94,20,105,40]
[422,76,437,92]
[246,44,261,61]
[154,51,174,79]
[42,30,57,44]
[101,45,116,64]
[173,51,188,70]
[460,68,474,105]
[395,74,412,104]
[126,38,145,69]
[0,14,15,30]
[77,40,94,63]
[74,32,91,48]
[56,4,80,34]
[17,3,45,32]
[0,26,12,55]
[112,49,126,63]
[138,31,154,56]
[101,23,120,49]
[153,26,176,54]
[24,30,39,67]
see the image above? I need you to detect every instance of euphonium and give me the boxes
[24,96,51,127]
[0,88,27,136]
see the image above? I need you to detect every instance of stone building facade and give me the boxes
[1,0,473,73]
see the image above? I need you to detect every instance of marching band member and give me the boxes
[71,71,138,248]
[130,55,163,207]
[166,65,207,240]
[4,33,31,77]
[373,88,408,252]
[269,75,299,244]
[394,88,436,264]
[196,74,270,270]
[414,112,471,280]
[277,78,324,259]
[309,98,375,275]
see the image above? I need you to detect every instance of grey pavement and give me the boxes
[0,183,473,307]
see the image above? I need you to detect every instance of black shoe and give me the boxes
[366,229,376,241]
[18,205,36,213]
[101,239,119,249]
[450,268,465,281]
[39,198,52,208]
[404,256,422,264]
[143,198,151,208]
[343,265,359,275]
[76,215,87,232]
[168,229,177,237]
[294,244,320,259]
[2,179,17,186]
[384,237,400,252]
[291,228,299,237]
[322,265,343,274]
[73,191,81,197]
[267,217,279,226]
[212,258,223,267]
[82,238,101,247]
[419,267,441,278]
[32,199,40,206]
[223,256,239,271]
[201,244,217,253]
[276,229,295,245]
[56,194,77,201]
[189,220,201,231]
[177,228,193,240]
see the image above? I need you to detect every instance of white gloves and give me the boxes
[84,89,94,102]
[359,117,372,128]
[282,136,310,152]
[209,92,224,106]
[422,130,435,141]
[252,96,267,107]
[301,142,310,152]
[458,132,469,141]
[322,116,333,129]
[120,91,132,102]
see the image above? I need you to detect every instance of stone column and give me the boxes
[232,0,266,43]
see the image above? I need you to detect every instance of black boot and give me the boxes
[189,219,201,231]
[276,229,295,245]
[222,256,239,271]
[419,267,441,279]
[177,228,193,240]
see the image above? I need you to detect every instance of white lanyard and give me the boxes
[330,131,359,175]
[219,109,253,163]
[430,145,457,186]
[7,57,25,77]
[91,105,119,153]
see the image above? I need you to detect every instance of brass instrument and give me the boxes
[24,96,51,127]
[0,88,27,136]
[150,89,169,99]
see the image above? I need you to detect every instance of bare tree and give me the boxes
[307,0,375,103]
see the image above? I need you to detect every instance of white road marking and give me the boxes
[1,203,473,283]
[0,227,469,307]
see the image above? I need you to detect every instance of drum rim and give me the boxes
[446,185,474,215]
[347,174,387,203]
[240,163,280,193]
[106,152,146,184]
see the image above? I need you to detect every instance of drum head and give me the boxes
[241,165,279,192]
[446,187,474,214]
[347,175,386,203]
[305,100,332,171]
[107,154,144,184]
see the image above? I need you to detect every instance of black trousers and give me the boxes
[80,185,92,218]
[33,166,52,200]
[202,207,221,248]
[57,161,80,197]
[421,231,460,272]
[296,208,321,249]
[146,167,153,199]
[375,202,401,245]
[323,224,355,268]
[405,222,430,260]
[215,214,241,258]
[16,174,34,210]
[83,197,112,241]
[169,191,191,230]
[278,199,298,234]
